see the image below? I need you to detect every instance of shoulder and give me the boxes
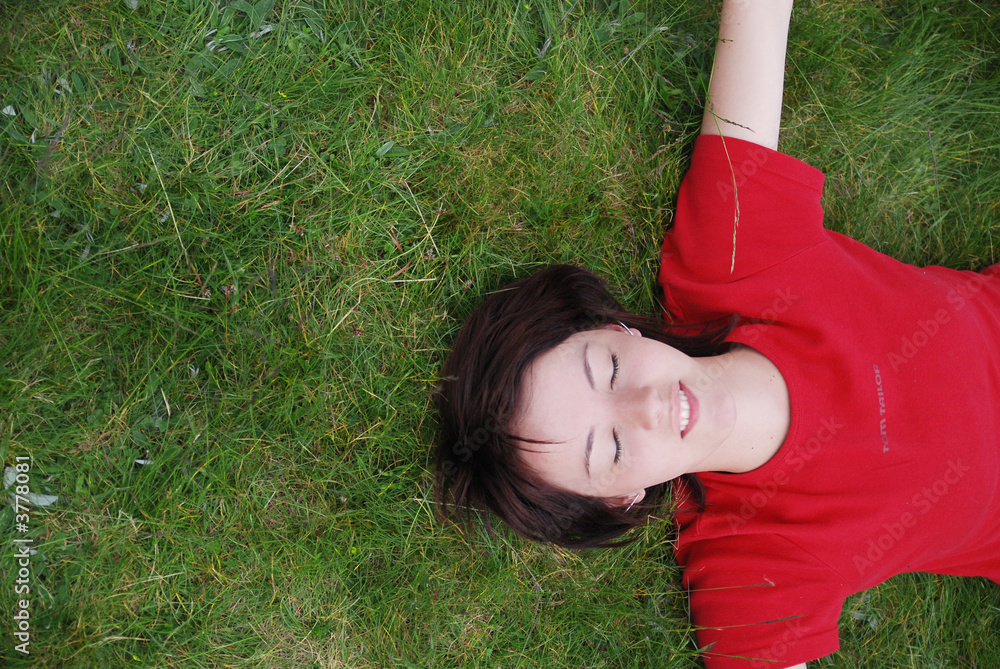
[662,135,829,288]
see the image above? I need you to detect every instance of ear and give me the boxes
[603,322,643,338]
[613,490,645,509]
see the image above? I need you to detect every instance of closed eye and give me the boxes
[611,353,622,464]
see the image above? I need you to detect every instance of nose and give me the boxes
[622,385,661,431]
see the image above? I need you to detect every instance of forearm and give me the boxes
[701,0,794,150]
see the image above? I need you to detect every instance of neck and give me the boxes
[699,345,791,474]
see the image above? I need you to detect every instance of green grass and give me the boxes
[1,0,998,666]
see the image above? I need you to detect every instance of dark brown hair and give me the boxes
[434,265,734,549]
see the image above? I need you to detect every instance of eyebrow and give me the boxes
[582,343,595,390]
[583,344,595,478]
[585,428,594,479]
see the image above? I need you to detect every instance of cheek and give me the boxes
[589,464,619,491]
[622,439,680,487]
[588,454,643,496]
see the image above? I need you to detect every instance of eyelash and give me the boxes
[611,353,621,464]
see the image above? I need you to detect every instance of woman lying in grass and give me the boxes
[434,1,1000,667]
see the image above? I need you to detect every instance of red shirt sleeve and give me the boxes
[659,135,827,324]
[680,532,844,668]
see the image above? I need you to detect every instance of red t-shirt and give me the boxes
[659,135,1000,668]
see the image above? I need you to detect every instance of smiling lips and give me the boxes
[678,382,699,437]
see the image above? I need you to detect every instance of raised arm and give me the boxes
[701,0,794,150]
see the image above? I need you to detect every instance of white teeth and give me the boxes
[679,388,690,433]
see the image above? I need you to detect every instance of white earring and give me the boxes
[625,492,641,512]
[618,320,634,336]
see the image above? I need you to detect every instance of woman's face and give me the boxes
[512,325,738,503]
